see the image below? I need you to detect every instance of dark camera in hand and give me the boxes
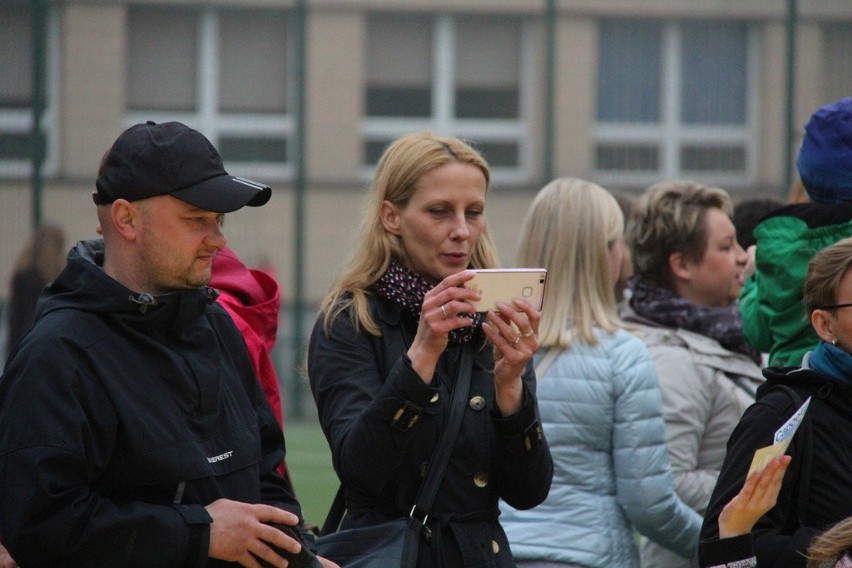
[257,522,323,568]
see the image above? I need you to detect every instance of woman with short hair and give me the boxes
[702,236,852,568]
[621,180,764,568]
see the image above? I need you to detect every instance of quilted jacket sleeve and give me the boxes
[611,334,702,559]
[645,340,737,512]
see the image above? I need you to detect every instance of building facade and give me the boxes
[2,0,852,309]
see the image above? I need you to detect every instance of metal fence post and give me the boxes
[290,0,308,420]
[783,0,797,196]
[30,0,48,229]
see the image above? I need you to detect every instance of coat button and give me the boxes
[492,540,500,554]
[419,462,428,478]
[474,472,489,488]
[469,395,485,411]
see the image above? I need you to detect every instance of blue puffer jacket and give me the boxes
[499,328,701,568]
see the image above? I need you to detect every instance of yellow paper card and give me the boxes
[747,396,811,476]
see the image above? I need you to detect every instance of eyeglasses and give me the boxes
[817,302,852,311]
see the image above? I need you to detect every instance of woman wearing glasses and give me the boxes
[700,237,852,568]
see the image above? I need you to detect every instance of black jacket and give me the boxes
[308,295,553,567]
[0,240,302,568]
[700,362,852,567]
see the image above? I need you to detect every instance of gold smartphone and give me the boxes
[467,269,547,312]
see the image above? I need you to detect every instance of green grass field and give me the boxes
[284,417,339,527]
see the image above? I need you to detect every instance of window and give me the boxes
[126,5,292,180]
[363,13,533,183]
[595,19,757,189]
[0,1,58,178]
[824,23,852,104]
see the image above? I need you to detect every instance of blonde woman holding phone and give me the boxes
[308,131,553,567]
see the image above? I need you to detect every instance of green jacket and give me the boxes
[740,202,852,367]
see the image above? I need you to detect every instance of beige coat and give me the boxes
[620,308,764,568]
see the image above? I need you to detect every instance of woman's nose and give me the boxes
[450,212,470,240]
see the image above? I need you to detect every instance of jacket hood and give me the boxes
[36,239,219,326]
[209,247,278,308]
[209,246,280,347]
[759,364,852,412]
[620,301,764,380]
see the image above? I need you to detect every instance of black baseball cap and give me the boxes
[94,121,271,213]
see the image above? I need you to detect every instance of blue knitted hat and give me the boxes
[796,97,852,204]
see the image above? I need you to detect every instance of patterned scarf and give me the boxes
[629,277,762,364]
[373,258,482,343]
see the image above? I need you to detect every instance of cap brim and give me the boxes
[170,175,271,213]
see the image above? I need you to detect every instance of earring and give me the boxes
[833,339,838,346]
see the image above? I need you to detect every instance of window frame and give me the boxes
[0,5,60,179]
[125,6,294,182]
[360,13,535,186]
[593,20,759,190]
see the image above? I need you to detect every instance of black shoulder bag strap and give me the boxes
[321,344,475,568]
[403,344,474,562]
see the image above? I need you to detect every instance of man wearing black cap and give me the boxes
[0,122,335,568]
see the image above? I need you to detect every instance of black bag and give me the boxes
[314,346,474,568]
[314,519,409,568]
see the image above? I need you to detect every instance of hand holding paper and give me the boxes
[719,454,792,538]
[747,397,811,476]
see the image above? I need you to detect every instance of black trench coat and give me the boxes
[308,295,553,567]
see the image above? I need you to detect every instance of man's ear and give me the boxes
[380,200,402,236]
[811,309,836,343]
[109,199,140,242]
[668,251,692,284]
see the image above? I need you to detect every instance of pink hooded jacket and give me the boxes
[210,247,286,475]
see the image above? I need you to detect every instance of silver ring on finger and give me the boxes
[441,304,449,319]
[521,328,535,338]
[512,335,521,345]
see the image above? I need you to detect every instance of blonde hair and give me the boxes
[320,131,499,335]
[807,516,852,567]
[626,180,733,289]
[516,178,624,347]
